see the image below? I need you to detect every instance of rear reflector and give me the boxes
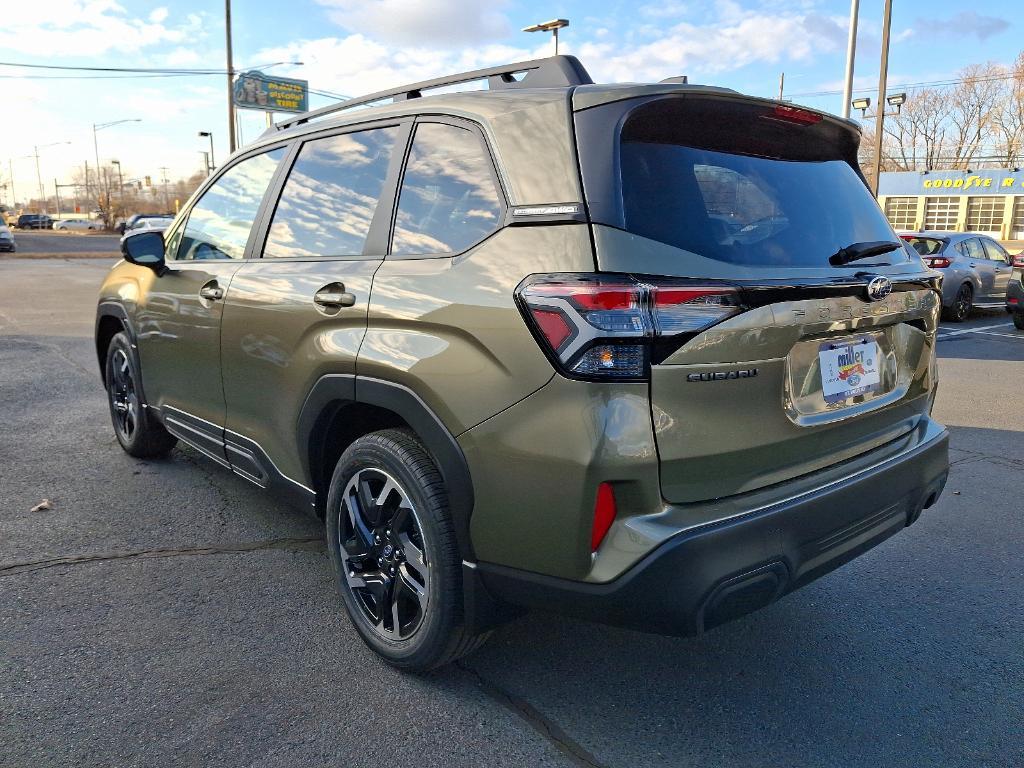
[591,482,617,551]
[530,308,573,351]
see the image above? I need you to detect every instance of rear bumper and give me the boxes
[478,421,949,636]
[1007,279,1023,310]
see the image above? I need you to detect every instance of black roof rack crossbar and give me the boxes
[269,55,592,133]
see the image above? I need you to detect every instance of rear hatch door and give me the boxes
[574,90,941,503]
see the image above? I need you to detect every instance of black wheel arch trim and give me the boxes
[95,301,150,407]
[297,374,477,562]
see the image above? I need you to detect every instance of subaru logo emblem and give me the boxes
[866,276,892,302]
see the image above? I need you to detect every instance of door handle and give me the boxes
[199,283,224,301]
[314,283,356,308]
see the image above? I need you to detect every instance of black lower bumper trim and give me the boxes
[478,425,949,637]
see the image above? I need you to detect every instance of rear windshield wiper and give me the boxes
[829,240,902,267]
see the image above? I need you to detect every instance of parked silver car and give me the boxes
[901,232,1014,321]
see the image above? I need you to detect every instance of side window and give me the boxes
[263,127,399,259]
[391,122,503,256]
[982,238,1009,263]
[176,147,285,261]
[963,238,986,261]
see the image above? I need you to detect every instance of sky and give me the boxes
[2,0,1021,204]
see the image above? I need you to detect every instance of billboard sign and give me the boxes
[879,168,1024,197]
[233,70,308,113]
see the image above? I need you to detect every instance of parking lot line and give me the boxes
[936,323,1013,340]
[970,330,1024,340]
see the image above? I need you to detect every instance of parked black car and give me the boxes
[15,214,53,230]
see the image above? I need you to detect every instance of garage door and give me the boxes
[884,197,917,231]
[1012,197,1024,240]
[924,197,959,231]
[965,197,1003,236]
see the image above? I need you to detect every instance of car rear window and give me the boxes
[576,95,912,271]
[901,237,945,256]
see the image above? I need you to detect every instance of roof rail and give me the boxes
[268,55,593,133]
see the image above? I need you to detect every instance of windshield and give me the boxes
[900,236,946,256]
[620,141,908,268]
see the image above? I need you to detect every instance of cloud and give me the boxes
[906,12,1010,42]
[575,8,847,82]
[314,0,512,48]
[0,2,207,57]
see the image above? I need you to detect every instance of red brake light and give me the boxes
[767,105,823,126]
[925,257,951,268]
[590,482,617,552]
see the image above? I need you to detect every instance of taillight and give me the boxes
[517,274,743,381]
[925,257,951,268]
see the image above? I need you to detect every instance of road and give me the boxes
[7,231,121,256]
[1,258,1021,768]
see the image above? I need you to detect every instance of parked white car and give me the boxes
[54,218,100,231]
[127,216,174,232]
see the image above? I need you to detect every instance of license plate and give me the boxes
[819,337,882,404]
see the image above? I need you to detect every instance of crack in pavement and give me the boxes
[457,661,609,768]
[0,537,325,577]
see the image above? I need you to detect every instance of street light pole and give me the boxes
[111,160,124,221]
[841,0,860,119]
[93,119,141,224]
[522,19,570,56]
[225,0,237,154]
[870,0,894,196]
[199,131,216,173]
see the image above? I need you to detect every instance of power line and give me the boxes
[790,71,1021,99]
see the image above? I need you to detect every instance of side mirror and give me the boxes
[121,230,166,272]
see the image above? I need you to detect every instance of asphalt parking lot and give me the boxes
[2,258,1022,767]
[5,231,121,257]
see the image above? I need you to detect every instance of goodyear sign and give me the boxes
[233,70,308,113]
[879,168,1024,196]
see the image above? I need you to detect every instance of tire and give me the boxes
[326,429,489,670]
[943,283,973,322]
[1014,311,1024,331]
[104,332,177,458]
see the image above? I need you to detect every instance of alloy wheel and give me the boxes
[954,285,972,321]
[338,468,429,641]
[109,349,138,441]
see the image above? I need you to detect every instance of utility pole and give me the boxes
[159,167,170,211]
[225,0,237,154]
[871,0,893,196]
[33,146,46,214]
[841,0,861,119]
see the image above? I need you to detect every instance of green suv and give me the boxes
[96,56,950,669]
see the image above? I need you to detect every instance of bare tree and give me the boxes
[946,62,1005,169]
[991,52,1024,166]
